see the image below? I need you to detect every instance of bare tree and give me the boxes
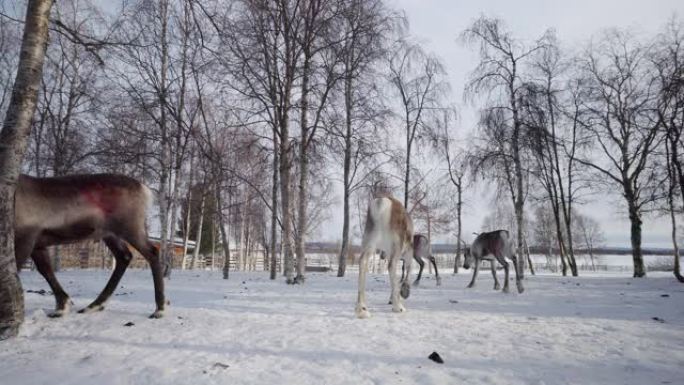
[468,108,535,275]
[574,213,605,271]
[0,0,53,340]
[330,0,394,277]
[292,0,343,284]
[388,38,446,209]
[220,0,302,284]
[653,18,684,282]
[521,35,582,276]
[436,108,467,273]
[531,203,558,271]
[575,30,661,277]
[462,16,551,278]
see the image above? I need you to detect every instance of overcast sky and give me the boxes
[317,0,684,248]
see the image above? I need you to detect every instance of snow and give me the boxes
[2,269,684,385]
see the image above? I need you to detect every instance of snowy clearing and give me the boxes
[2,269,684,385]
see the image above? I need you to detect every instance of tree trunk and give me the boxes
[454,183,462,274]
[159,0,172,278]
[669,128,684,211]
[547,82,578,277]
[216,183,231,280]
[238,194,247,270]
[510,73,526,280]
[190,191,206,270]
[0,0,53,340]
[669,203,682,283]
[513,198,525,279]
[170,0,189,272]
[552,206,568,276]
[404,138,412,209]
[337,73,353,278]
[294,53,311,284]
[294,145,309,283]
[181,189,193,269]
[243,198,252,270]
[166,168,182,271]
[524,238,535,275]
[666,139,683,283]
[280,135,295,284]
[211,211,216,270]
[627,199,646,277]
[269,133,279,280]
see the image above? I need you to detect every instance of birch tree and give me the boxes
[331,0,393,277]
[220,0,302,284]
[653,19,684,282]
[388,39,446,209]
[0,0,53,341]
[462,16,551,278]
[576,30,661,277]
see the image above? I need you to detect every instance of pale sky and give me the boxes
[317,0,684,248]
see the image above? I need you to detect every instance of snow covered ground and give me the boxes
[2,269,684,385]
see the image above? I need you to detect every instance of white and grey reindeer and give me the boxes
[355,195,414,319]
[463,230,524,294]
[406,234,441,286]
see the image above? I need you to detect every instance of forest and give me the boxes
[0,0,683,344]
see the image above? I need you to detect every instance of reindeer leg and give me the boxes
[125,233,166,318]
[430,256,441,286]
[413,255,425,287]
[467,260,479,288]
[495,253,510,293]
[79,236,132,314]
[400,249,412,301]
[355,249,371,319]
[511,254,524,293]
[490,261,500,290]
[388,257,394,304]
[32,247,72,318]
[389,250,405,313]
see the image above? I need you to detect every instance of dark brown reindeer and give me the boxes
[463,230,524,294]
[15,173,166,318]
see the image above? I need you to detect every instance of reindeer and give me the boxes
[355,196,414,319]
[14,173,166,318]
[463,230,524,294]
[410,234,441,287]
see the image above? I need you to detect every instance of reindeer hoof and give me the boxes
[502,286,510,293]
[78,304,104,314]
[392,304,406,313]
[494,284,501,290]
[355,306,371,319]
[517,285,525,294]
[47,310,67,318]
[49,301,72,318]
[149,310,164,319]
[412,280,420,287]
[467,283,475,289]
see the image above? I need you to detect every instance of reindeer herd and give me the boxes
[12,173,524,320]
